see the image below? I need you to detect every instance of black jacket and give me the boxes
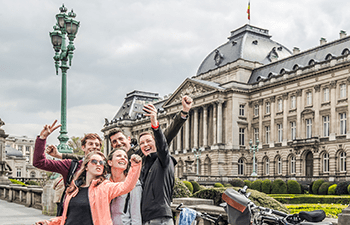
[140,127,177,222]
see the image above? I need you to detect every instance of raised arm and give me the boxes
[163,95,192,145]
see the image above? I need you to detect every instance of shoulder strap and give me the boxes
[123,192,130,214]
[59,159,79,202]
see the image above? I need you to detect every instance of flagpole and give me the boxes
[247,0,251,25]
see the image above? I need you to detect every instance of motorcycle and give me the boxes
[221,186,333,225]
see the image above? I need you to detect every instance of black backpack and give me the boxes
[56,159,79,216]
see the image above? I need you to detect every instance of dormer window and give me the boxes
[342,48,350,56]
[308,59,316,66]
[280,68,286,75]
[292,64,300,71]
[325,53,335,61]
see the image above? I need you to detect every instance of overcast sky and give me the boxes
[1,0,350,145]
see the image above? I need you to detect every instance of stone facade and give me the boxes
[102,24,350,185]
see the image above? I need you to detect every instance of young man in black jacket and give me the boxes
[140,103,176,225]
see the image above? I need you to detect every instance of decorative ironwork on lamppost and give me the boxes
[49,4,80,153]
[249,138,259,177]
[192,147,202,175]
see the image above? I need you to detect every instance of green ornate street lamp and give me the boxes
[192,147,202,175]
[249,138,259,177]
[49,4,80,153]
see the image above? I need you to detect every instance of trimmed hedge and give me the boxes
[312,179,324,195]
[10,179,26,186]
[261,179,271,194]
[182,181,193,194]
[271,179,287,194]
[251,179,263,192]
[328,184,337,195]
[348,184,350,194]
[193,187,288,213]
[229,178,245,187]
[335,181,350,195]
[287,180,301,194]
[318,182,333,195]
[191,181,201,193]
[173,178,190,198]
[286,204,346,219]
[244,180,252,188]
[224,183,233,187]
[214,183,224,188]
[269,194,350,205]
[309,181,315,194]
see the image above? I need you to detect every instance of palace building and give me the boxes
[102,24,350,184]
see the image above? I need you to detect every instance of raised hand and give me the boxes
[46,145,62,159]
[182,95,193,113]
[35,220,50,225]
[142,104,158,128]
[39,120,61,140]
[130,154,142,165]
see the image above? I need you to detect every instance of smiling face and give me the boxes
[110,132,131,152]
[82,138,101,156]
[86,154,105,178]
[140,133,156,156]
[108,149,128,171]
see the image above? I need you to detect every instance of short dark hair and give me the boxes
[139,131,154,140]
[81,133,102,147]
[108,128,125,141]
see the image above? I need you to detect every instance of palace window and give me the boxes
[306,92,312,105]
[254,128,259,144]
[265,126,270,143]
[340,152,347,172]
[323,116,330,137]
[323,153,330,173]
[239,104,245,116]
[254,105,259,116]
[238,158,244,175]
[277,124,283,142]
[16,168,21,177]
[265,102,270,114]
[291,121,296,140]
[277,99,283,112]
[277,157,282,174]
[323,88,329,102]
[239,128,245,146]
[290,156,296,174]
[306,119,312,138]
[340,113,347,135]
[340,83,347,98]
[290,96,296,109]
[265,158,270,175]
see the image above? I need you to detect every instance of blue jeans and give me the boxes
[143,217,174,225]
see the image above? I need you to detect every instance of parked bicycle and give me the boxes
[221,186,333,225]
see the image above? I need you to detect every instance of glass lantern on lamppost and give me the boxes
[192,147,202,175]
[249,138,259,177]
[49,4,80,153]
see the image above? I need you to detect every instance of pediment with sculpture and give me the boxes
[163,78,222,107]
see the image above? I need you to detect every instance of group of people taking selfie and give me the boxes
[33,96,193,225]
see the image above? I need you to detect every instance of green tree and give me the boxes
[68,136,84,155]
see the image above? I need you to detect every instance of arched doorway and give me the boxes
[306,151,313,177]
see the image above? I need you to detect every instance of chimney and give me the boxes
[340,30,347,39]
[293,47,300,55]
[320,37,327,45]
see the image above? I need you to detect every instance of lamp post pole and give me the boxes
[249,138,259,177]
[192,147,202,175]
[49,4,80,153]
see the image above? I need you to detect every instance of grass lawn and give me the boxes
[285,204,348,218]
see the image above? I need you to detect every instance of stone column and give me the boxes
[258,100,263,148]
[314,84,321,137]
[270,96,275,147]
[213,103,217,146]
[338,206,350,225]
[177,128,182,153]
[347,77,350,139]
[313,151,320,177]
[330,80,337,140]
[217,100,224,144]
[194,108,199,148]
[282,93,288,146]
[185,119,190,151]
[296,89,302,139]
[202,105,208,148]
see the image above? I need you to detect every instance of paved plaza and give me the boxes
[0,199,52,225]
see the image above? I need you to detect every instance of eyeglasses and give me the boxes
[89,159,105,166]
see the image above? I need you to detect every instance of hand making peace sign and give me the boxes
[39,120,62,140]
